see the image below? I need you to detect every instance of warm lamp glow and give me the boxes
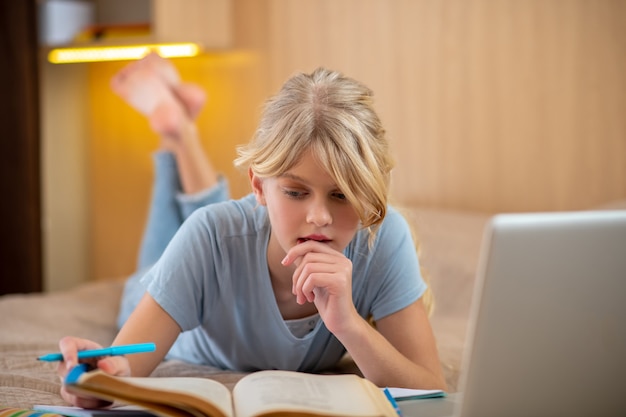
[48,43,201,64]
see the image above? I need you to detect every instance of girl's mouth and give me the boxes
[297,237,330,245]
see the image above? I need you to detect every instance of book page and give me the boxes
[232,371,394,417]
[75,372,234,417]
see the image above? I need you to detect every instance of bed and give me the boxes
[2,202,621,407]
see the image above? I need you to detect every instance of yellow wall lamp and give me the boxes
[48,43,201,64]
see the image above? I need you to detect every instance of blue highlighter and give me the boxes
[37,343,156,362]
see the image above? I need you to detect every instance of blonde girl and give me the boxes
[58,58,446,408]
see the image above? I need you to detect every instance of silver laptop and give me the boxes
[406,210,626,417]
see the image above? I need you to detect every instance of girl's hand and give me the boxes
[282,240,359,334]
[57,336,131,408]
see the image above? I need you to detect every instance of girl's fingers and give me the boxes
[58,336,103,371]
[284,240,353,307]
[97,356,131,377]
[292,256,352,304]
[293,260,338,303]
[291,251,334,293]
[57,342,130,407]
[282,240,337,266]
[61,376,114,409]
[61,386,112,409]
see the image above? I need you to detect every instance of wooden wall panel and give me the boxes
[259,0,626,212]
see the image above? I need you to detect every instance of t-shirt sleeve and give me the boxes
[365,208,427,321]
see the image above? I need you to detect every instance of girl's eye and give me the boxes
[332,192,347,201]
[283,189,307,199]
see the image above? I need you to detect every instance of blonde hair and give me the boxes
[234,68,394,242]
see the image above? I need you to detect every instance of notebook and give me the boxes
[423,210,626,417]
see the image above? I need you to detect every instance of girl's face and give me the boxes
[251,150,361,261]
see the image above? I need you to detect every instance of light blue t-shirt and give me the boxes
[141,193,426,373]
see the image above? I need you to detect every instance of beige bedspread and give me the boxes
[0,207,490,407]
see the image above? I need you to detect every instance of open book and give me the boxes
[64,364,398,417]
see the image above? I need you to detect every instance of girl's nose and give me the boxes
[306,200,332,227]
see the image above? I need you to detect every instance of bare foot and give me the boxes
[140,52,208,118]
[122,52,207,118]
[111,51,180,90]
[111,63,188,138]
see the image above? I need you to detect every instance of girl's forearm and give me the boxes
[113,294,182,377]
[335,314,447,390]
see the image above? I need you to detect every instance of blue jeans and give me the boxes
[117,151,229,328]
